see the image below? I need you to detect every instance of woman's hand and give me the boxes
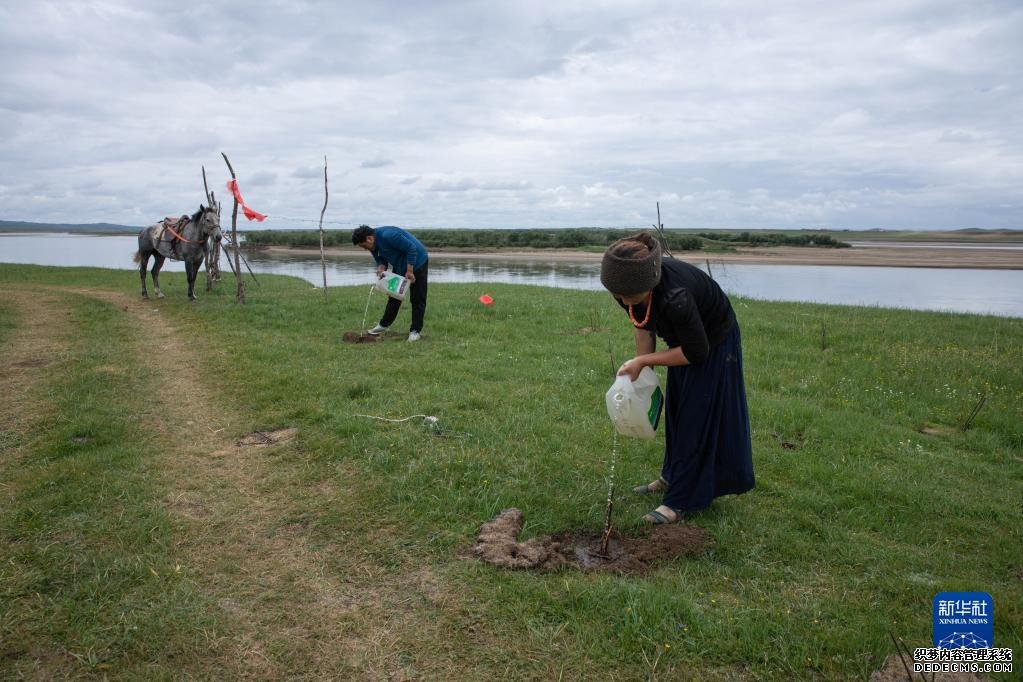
[405,269,416,284]
[376,265,387,278]
[617,357,645,381]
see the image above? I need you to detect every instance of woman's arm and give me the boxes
[635,327,655,355]
[619,331,689,380]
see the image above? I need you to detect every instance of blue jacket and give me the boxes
[371,226,429,274]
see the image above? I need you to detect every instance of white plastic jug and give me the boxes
[374,272,409,301]
[605,367,664,440]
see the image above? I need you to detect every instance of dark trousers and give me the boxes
[380,263,428,333]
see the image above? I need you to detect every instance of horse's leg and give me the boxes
[139,251,151,299]
[186,259,198,301]
[152,254,166,299]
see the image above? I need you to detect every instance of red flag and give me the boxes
[479,294,494,306]
[225,179,266,221]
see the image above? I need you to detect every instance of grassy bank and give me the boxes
[1,264,1020,679]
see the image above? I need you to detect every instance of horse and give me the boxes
[133,203,224,300]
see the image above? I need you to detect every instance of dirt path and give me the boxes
[22,287,452,679]
[0,291,73,463]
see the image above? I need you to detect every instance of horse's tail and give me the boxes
[132,250,141,264]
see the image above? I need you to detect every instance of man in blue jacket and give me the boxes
[352,225,429,341]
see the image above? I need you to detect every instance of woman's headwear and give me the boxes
[600,232,663,295]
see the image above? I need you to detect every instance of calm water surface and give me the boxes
[3,232,1022,317]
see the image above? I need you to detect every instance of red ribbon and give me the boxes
[226,179,266,222]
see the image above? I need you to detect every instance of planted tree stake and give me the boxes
[600,429,618,556]
[202,165,221,291]
[221,152,244,304]
[961,392,988,432]
[318,155,329,301]
[601,342,619,556]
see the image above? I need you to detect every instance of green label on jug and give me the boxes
[387,277,400,292]
[648,386,663,429]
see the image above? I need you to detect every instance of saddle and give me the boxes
[154,215,190,259]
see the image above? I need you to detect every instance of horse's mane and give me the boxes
[190,206,205,224]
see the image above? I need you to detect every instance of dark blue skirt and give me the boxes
[661,322,754,512]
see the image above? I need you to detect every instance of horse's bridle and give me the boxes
[166,211,220,245]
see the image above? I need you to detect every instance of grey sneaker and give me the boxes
[407,331,421,342]
[367,324,388,335]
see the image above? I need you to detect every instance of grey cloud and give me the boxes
[479,180,532,191]
[360,157,395,169]
[292,166,324,179]
[247,172,278,187]
[0,1,1020,229]
[427,179,478,192]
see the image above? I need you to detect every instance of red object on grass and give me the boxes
[479,294,494,306]
[225,179,267,222]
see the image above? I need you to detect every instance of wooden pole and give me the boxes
[600,339,618,556]
[221,152,244,304]
[318,155,329,301]
[201,165,221,290]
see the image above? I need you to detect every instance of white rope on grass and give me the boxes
[353,414,439,424]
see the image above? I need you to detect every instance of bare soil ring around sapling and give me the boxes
[342,331,381,344]
[471,508,712,575]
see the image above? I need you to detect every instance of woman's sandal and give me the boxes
[643,505,683,524]
[632,477,668,495]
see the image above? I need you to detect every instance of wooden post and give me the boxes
[221,152,245,304]
[202,166,220,291]
[318,155,329,301]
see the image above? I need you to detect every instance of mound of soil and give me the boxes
[471,508,712,575]
[342,332,381,344]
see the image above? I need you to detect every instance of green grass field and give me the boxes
[1,264,1020,680]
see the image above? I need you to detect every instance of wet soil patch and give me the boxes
[471,508,712,575]
[236,427,297,447]
[342,331,381,344]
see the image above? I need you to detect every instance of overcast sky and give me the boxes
[1,1,1020,231]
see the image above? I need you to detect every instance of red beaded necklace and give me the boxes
[627,292,653,328]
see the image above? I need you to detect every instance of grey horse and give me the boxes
[134,204,224,300]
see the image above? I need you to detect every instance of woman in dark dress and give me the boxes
[600,233,755,523]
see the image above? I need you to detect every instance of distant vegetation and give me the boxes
[0,219,139,234]
[242,228,852,250]
[696,231,851,248]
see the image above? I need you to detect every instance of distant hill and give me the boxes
[0,219,141,234]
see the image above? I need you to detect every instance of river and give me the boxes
[2,232,1022,317]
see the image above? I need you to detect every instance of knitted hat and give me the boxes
[600,233,663,295]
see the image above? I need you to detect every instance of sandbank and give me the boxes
[258,243,1023,270]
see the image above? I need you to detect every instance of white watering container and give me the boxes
[605,366,664,440]
[374,272,409,301]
